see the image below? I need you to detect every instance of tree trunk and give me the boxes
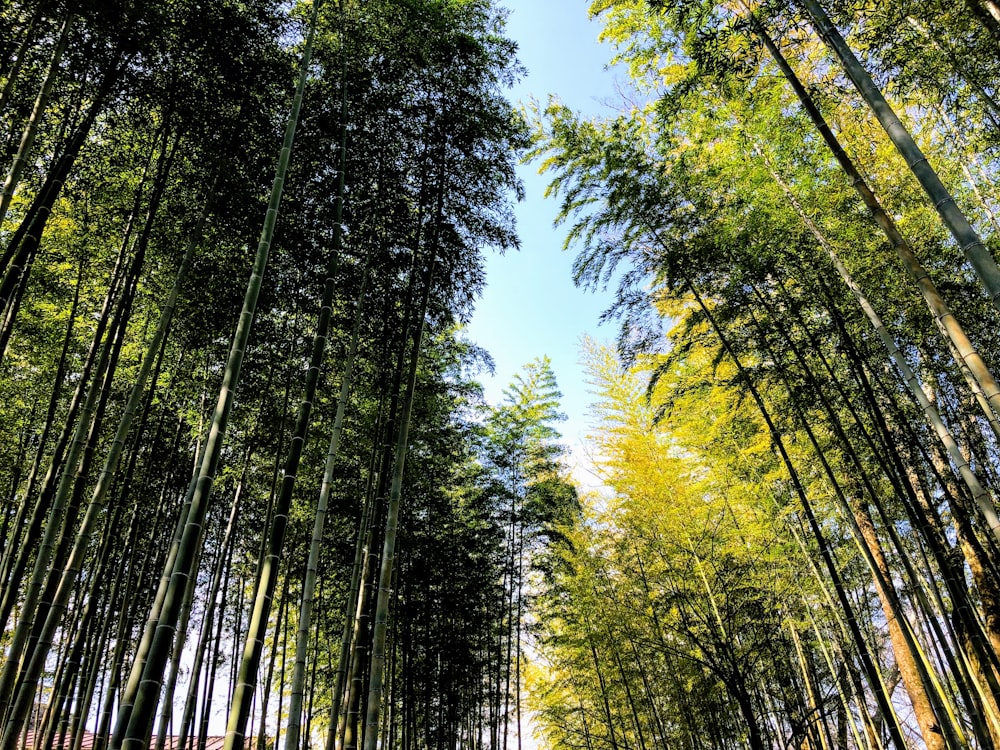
[286,266,367,750]
[762,158,1000,542]
[0,13,72,226]
[744,284,961,750]
[748,14,1000,440]
[0,254,82,591]
[676,270,910,750]
[3,190,207,745]
[796,0,1000,309]
[116,4,319,745]
[226,61,348,746]
[0,232,139,729]
[360,248,437,750]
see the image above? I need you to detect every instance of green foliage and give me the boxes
[525,2,1000,748]
[0,1,547,749]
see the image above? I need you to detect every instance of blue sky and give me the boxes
[466,0,624,484]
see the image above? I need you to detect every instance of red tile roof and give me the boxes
[20,731,267,750]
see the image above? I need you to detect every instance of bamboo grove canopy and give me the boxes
[10,1,1000,750]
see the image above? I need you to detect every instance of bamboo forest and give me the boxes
[11,0,1000,749]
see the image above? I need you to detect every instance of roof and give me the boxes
[20,731,268,750]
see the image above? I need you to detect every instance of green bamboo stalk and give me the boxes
[177,462,246,750]
[0,131,135,633]
[0,3,44,115]
[286,35,353,746]
[0,245,134,726]
[746,10,1000,439]
[0,14,73,227]
[361,251,436,750]
[797,0,1000,309]
[763,160,1000,543]
[0,255,83,594]
[285,267,367,750]
[115,3,320,746]
[329,439,379,750]
[224,45,350,750]
[802,603,873,750]
[746,298,963,750]
[0,198,208,748]
[678,272,910,750]
[110,441,202,746]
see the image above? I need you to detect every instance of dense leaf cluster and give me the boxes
[0,2,576,750]
[527,1,1000,749]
